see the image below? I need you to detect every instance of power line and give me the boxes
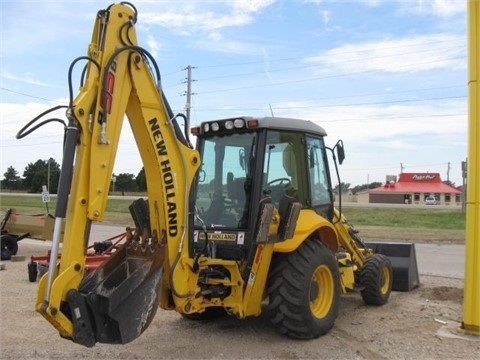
[195,37,466,70]
[0,86,61,102]
[197,55,467,95]
[195,44,466,82]
[190,95,466,112]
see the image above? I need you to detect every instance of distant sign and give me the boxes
[412,174,436,181]
[41,185,50,203]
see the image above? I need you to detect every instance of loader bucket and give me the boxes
[66,237,165,347]
[365,242,420,291]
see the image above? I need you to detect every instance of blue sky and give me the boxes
[0,0,467,187]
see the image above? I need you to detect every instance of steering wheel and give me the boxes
[267,178,291,187]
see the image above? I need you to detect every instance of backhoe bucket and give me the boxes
[66,236,165,347]
[365,242,419,291]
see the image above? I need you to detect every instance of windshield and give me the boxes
[194,132,256,229]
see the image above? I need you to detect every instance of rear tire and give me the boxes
[1,234,18,260]
[267,239,341,339]
[359,254,392,305]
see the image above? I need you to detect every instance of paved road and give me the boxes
[80,224,468,279]
[415,243,464,279]
[13,220,466,279]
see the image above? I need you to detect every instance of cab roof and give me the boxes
[206,116,328,137]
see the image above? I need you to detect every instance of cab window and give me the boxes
[262,131,308,206]
[306,136,331,206]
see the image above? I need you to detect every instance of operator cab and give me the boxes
[190,117,336,260]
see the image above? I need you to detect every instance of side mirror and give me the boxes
[335,140,345,165]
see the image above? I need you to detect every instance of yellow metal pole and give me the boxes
[461,0,480,336]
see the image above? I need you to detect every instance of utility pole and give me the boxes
[47,158,51,192]
[462,159,467,212]
[447,161,451,182]
[461,0,479,337]
[182,65,196,124]
[400,163,404,173]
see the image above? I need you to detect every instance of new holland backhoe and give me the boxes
[17,3,394,347]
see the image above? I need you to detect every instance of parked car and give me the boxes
[425,196,438,205]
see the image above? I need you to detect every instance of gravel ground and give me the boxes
[0,239,479,360]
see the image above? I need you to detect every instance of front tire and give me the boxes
[267,239,341,339]
[359,253,392,305]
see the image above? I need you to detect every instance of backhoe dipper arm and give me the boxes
[34,3,200,346]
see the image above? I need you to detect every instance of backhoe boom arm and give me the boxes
[34,3,200,346]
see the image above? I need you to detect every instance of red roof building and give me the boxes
[369,173,462,205]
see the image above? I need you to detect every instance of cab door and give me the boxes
[305,136,334,221]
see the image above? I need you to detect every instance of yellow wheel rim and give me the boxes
[310,264,334,318]
[380,265,391,294]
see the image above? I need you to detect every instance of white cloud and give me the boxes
[0,102,67,175]
[1,70,50,87]
[360,0,383,6]
[139,0,276,34]
[303,0,465,17]
[271,98,466,146]
[0,100,142,176]
[141,10,251,33]
[402,0,466,17]
[262,48,273,82]
[229,0,277,13]
[321,10,331,27]
[146,35,162,59]
[306,34,466,74]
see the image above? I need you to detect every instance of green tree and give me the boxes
[443,180,456,187]
[136,167,146,192]
[1,166,23,191]
[334,182,351,194]
[115,173,138,195]
[23,158,60,193]
[351,182,383,194]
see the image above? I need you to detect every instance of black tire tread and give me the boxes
[1,234,18,260]
[267,239,341,339]
[360,253,392,305]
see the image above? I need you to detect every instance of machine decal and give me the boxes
[198,231,237,242]
[248,272,255,285]
[102,59,117,115]
[237,232,245,245]
[148,117,178,236]
[254,244,264,264]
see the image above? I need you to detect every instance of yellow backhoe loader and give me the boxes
[17,3,414,347]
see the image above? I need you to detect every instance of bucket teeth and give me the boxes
[69,232,165,346]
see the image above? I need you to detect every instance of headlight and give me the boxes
[211,122,220,131]
[225,120,234,130]
[203,123,210,132]
[234,119,245,128]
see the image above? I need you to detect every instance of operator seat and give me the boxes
[282,144,298,199]
[227,172,246,208]
[227,172,252,228]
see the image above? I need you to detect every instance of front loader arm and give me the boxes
[34,3,200,347]
[332,208,372,268]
